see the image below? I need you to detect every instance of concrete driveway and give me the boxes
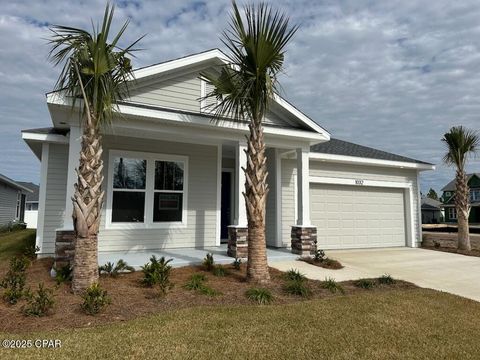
[270,247,480,302]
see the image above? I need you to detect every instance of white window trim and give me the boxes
[449,207,457,220]
[15,191,21,220]
[106,149,188,230]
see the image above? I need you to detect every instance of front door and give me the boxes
[221,171,233,241]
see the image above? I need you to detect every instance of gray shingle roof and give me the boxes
[17,182,39,202]
[421,197,442,210]
[0,174,33,193]
[310,138,432,165]
[441,173,480,192]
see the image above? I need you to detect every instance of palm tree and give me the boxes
[202,2,297,283]
[48,4,143,293]
[442,126,479,251]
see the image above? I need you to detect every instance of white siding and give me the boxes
[99,135,218,251]
[0,182,18,226]
[42,144,68,254]
[128,72,201,113]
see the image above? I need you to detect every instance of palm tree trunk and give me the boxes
[245,122,270,283]
[456,169,471,251]
[71,116,105,293]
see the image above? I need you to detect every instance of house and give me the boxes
[17,182,39,229]
[421,197,443,224]
[21,49,434,263]
[441,173,480,223]
[0,173,32,228]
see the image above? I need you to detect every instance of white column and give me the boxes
[62,125,82,230]
[296,147,311,226]
[36,143,49,253]
[234,141,248,227]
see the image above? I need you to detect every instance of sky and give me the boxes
[0,0,479,194]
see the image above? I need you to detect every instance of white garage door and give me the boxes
[310,184,406,249]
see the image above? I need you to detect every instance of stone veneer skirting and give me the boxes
[227,226,248,258]
[291,226,317,256]
[55,230,75,268]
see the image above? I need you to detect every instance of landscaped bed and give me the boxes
[422,245,480,258]
[0,256,414,333]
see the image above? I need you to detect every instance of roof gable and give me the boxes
[126,49,329,136]
[441,173,480,192]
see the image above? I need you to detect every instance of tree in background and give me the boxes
[442,126,479,251]
[426,188,439,201]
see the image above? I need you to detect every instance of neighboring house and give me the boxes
[421,197,443,224]
[441,173,480,223]
[0,173,32,227]
[22,49,434,259]
[17,182,39,229]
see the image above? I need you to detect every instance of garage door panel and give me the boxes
[310,184,406,249]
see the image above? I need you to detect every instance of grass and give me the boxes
[0,229,35,263]
[1,289,480,359]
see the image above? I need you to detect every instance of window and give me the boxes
[112,157,146,223]
[15,192,21,219]
[448,207,457,220]
[153,161,184,222]
[470,189,480,202]
[107,151,188,229]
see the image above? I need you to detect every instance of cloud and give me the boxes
[0,0,479,193]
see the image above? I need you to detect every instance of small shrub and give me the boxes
[313,249,326,262]
[1,256,29,304]
[321,278,345,294]
[22,283,55,317]
[184,274,220,296]
[434,241,441,249]
[81,283,111,315]
[232,257,242,270]
[284,269,306,282]
[203,253,215,271]
[184,273,207,291]
[23,243,39,260]
[246,288,273,304]
[99,259,135,277]
[355,279,376,289]
[141,256,174,296]
[212,265,229,277]
[55,264,73,284]
[378,274,396,285]
[199,285,221,296]
[284,279,311,297]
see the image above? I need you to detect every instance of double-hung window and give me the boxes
[107,150,187,229]
[448,207,457,220]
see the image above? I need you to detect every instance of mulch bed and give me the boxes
[422,245,480,258]
[0,257,416,334]
[299,257,344,269]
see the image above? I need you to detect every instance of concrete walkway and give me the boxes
[270,247,480,302]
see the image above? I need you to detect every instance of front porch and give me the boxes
[98,245,299,269]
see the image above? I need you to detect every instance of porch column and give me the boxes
[62,125,82,230]
[227,141,248,258]
[55,125,81,269]
[291,146,317,256]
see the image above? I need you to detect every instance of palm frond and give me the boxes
[47,2,144,129]
[200,1,297,124]
[442,126,479,169]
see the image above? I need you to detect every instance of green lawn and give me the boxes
[0,229,35,262]
[1,289,480,359]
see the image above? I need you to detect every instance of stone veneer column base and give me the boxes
[55,230,75,269]
[291,226,317,257]
[227,226,248,258]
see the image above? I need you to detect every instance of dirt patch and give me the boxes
[422,245,480,258]
[299,257,344,269]
[0,257,417,334]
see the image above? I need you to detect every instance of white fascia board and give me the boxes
[309,152,435,171]
[22,131,68,144]
[132,49,228,80]
[116,102,327,143]
[273,94,330,138]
